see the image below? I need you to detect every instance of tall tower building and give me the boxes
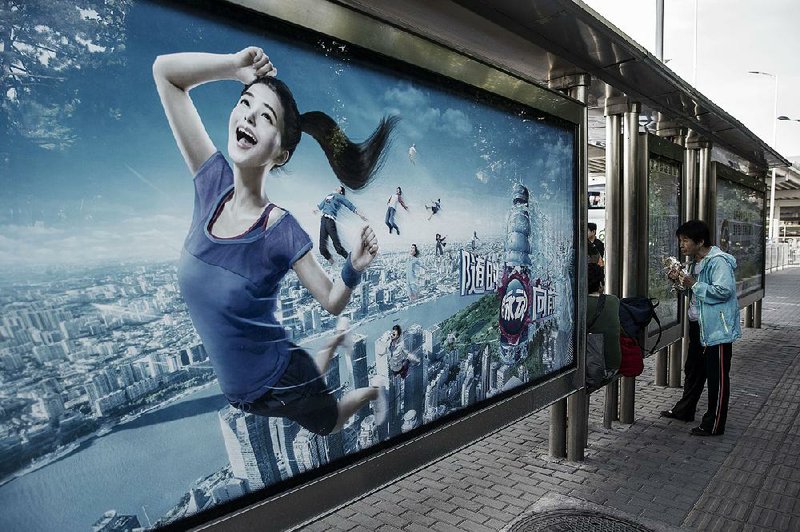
[423,325,442,363]
[388,375,405,437]
[270,417,301,478]
[360,281,370,317]
[218,406,282,492]
[479,345,491,401]
[373,332,391,381]
[357,414,379,451]
[403,325,425,419]
[293,429,330,473]
[350,333,369,422]
[499,183,533,365]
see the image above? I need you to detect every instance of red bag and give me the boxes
[618,336,644,377]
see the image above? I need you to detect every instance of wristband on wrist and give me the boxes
[341,255,362,289]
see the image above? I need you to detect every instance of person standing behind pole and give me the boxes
[660,220,741,437]
[586,262,621,374]
[588,223,605,267]
[315,185,368,264]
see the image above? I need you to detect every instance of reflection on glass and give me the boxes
[715,179,765,298]
[647,156,681,333]
[588,187,605,209]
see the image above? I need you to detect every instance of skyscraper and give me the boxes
[403,325,425,419]
[218,406,282,492]
[293,429,330,473]
[356,414,379,451]
[350,333,370,422]
[269,417,301,479]
[360,281,370,317]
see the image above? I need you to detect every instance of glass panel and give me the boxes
[715,179,766,299]
[647,156,682,333]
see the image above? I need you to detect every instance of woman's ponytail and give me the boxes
[300,111,399,190]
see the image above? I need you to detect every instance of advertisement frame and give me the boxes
[60,0,582,530]
[641,134,685,353]
[710,162,767,309]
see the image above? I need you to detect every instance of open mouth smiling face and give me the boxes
[228,83,285,167]
[235,125,258,148]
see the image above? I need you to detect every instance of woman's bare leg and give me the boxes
[330,387,379,433]
[314,334,342,374]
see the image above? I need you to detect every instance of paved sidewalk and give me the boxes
[301,269,800,532]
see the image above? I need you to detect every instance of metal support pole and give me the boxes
[584,392,590,449]
[619,378,636,424]
[605,110,623,296]
[655,346,668,386]
[697,143,713,222]
[668,341,682,387]
[567,390,586,461]
[744,304,754,328]
[549,398,567,458]
[619,103,641,425]
[754,299,763,328]
[610,379,620,421]
[603,381,616,428]
[678,144,698,383]
[550,74,590,461]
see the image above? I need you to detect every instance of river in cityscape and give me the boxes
[0,292,481,532]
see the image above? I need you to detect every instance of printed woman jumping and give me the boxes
[154,46,397,434]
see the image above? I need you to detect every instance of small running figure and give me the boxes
[408,143,417,165]
[435,233,447,256]
[426,198,442,221]
[314,185,368,264]
[406,243,425,302]
[385,186,409,235]
[387,325,420,380]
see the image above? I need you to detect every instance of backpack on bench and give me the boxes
[585,295,617,391]
[617,297,661,377]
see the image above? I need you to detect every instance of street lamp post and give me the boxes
[748,71,779,241]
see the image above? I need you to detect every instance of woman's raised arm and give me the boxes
[152,48,275,174]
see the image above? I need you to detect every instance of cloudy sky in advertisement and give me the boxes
[1,0,575,272]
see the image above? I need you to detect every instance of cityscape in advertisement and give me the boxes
[715,178,766,298]
[647,156,682,332]
[0,1,576,530]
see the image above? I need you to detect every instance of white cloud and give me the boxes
[383,82,473,139]
[442,108,472,135]
[384,83,428,108]
[77,8,101,21]
[0,213,189,267]
[75,35,106,53]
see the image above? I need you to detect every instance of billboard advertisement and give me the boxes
[647,155,682,334]
[0,1,578,529]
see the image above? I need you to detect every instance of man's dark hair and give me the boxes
[676,220,712,246]
[587,263,604,293]
[392,324,402,335]
[588,222,597,232]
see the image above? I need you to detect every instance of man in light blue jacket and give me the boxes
[660,220,741,437]
[315,186,368,264]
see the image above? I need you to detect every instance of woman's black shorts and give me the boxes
[231,345,338,436]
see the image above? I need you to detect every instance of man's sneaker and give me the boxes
[690,426,722,437]
[370,375,389,426]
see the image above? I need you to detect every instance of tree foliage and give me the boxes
[1,0,131,150]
